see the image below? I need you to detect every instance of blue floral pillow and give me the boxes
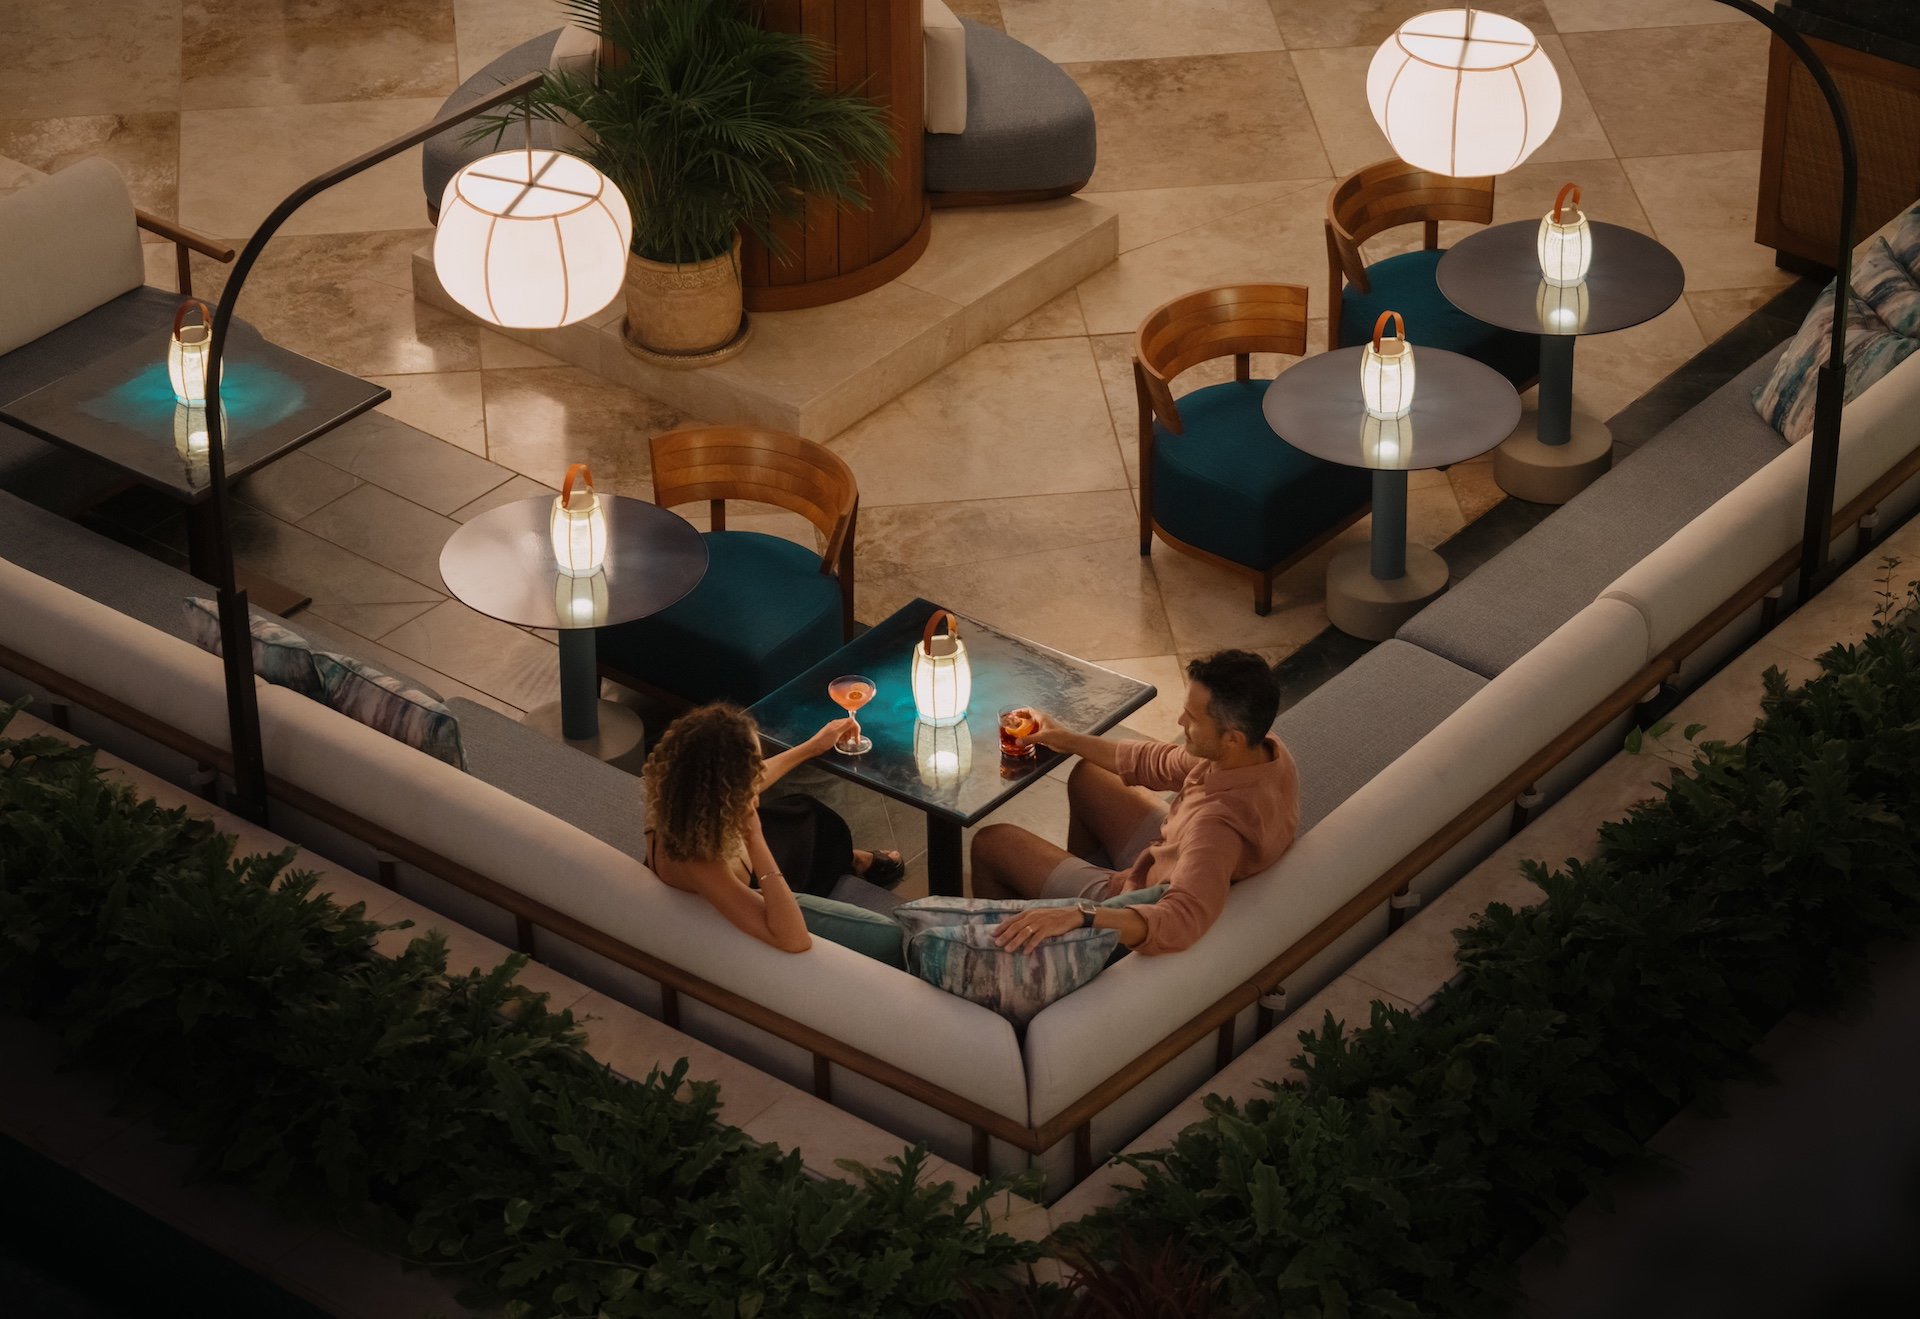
[181,597,324,699]
[1752,280,1918,443]
[313,651,466,769]
[908,923,1117,1028]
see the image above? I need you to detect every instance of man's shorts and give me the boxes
[1038,797,1170,900]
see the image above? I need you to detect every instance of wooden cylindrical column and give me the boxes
[744,0,931,311]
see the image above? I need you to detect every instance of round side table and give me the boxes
[439,495,708,760]
[1263,347,1521,640]
[1437,220,1683,504]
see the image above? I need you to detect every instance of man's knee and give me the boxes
[1068,757,1119,801]
[970,822,1020,862]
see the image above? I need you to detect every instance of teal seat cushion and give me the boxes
[1341,248,1540,387]
[1153,379,1372,571]
[596,530,842,705]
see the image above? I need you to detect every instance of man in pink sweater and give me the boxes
[973,650,1299,956]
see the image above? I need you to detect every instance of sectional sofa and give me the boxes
[6,176,1920,1197]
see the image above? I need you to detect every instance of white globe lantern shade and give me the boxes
[1367,9,1562,177]
[434,149,631,329]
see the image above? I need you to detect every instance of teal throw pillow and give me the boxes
[907,923,1118,1028]
[1853,236,1920,338]
[313,651,466,770]
[797,894,906,969]
[1752,281,1918,443]
[181,597,324,699]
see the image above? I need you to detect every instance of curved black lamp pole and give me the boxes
[199,70,545,823]
[1712,0,1857,605]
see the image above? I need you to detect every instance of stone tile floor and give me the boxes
[0,0,1802,895]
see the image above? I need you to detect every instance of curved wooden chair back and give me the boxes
[1326,158,1496,345]
[648,425,860,634]
[1132,283,1311,437]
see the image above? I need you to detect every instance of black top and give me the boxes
[438,494,708,630]
[0,325,388,503]
[749,598,1156,826]
[1262,346,1522,472]
[1437,219,1685,338]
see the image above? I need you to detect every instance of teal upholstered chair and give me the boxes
[1135,284,1373,614]
[596,425,857,706]
[1326,157,1538,386]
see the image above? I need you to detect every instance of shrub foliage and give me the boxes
[1073,574,1920,1317]
[0,710,1039,1318]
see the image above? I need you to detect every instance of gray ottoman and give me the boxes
[422,29,567,220]
[924,21,1097,202]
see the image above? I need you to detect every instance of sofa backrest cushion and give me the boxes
[550,23,598,78]
[1607,349,1920,654]
[0,159,144,357]
[924,0,967,134]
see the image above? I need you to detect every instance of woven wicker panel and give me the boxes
[1778,56,1920,244]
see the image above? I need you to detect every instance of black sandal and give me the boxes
[861,850,907,890]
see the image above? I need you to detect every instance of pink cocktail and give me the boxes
[828,675,876,755]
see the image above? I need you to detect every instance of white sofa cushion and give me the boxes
[1022,597,1652,1126]
[550,23,599,79]
[1604,350,1920,655]
[0,158,144,357]
[924,0,968,134]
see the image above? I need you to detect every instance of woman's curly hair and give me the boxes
[645,703,763,862]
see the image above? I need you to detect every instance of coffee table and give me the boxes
[1436,219,1684,504]
[0,323,390,615]
[749,599,1156,897]
[1263,346,1521,640]
[439,494,707,760]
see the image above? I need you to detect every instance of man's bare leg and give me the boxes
[969,824,1075,900]
[1067,760,1167,863]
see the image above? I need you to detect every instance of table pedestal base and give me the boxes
[522,699,647,765]
[1494,410,1613,505]
[1326,542,1449,641]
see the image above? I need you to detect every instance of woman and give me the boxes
[643,703,902,953]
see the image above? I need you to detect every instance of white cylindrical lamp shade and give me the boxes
[434,149,632,329]
[1368,9,1561,177]
[911,611,972,726]
[1361,311,1417,420]
[1537,182,1593,287]
[168,299,218,405]
[551,463,608,577]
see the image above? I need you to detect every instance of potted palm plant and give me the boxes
[480,0,895,362]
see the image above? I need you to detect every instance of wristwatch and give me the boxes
[1076,901,1098,929]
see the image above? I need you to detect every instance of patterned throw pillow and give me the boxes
[1752,281,1919,443]
[796,894,906,969]
[1853,236,1920,339]
[312,650,466,769]
[1886,201,1920,277]
[908,923,1118,1028]
[181,597,324,699]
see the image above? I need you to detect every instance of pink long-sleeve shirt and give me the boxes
[1103,736,1300,955]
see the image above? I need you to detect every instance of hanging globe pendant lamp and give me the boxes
[434,147,632,329]
[1367,7,1562,177]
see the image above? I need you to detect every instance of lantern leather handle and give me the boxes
[1552,182,1582,223]
[172,298,213,338]
[1371,310,1405,352]
[921,608,961,655]
[559,462,595,508]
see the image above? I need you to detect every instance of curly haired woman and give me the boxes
[644,703,902,952]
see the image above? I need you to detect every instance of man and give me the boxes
[973,650,1299,957]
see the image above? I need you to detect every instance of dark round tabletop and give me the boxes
[439,494,708,631]
[1262,346,1521,472]
[1436,219,1684,338]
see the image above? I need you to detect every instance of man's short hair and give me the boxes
[1186,650,1279,744]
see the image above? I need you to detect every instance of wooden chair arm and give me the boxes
[135,210,235,262]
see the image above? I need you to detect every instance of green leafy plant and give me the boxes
[476,0,897,266]
[1066,577,1920,1316]
[0,708,1039,1317]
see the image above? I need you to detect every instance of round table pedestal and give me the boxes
[1326,542,1450,640]
[1495,408,1613,504]
[522,699,647,764]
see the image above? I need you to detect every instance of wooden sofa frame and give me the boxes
[4,450,1913,1184]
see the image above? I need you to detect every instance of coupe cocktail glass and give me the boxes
[828,675,877,755]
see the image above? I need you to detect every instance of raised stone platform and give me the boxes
[412,198,1118,441]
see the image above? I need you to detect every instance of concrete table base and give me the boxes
[522,699,647,765]
[1495,409,1614,504]
[1326,542,1450,641]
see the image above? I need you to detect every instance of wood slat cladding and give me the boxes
[743,0,930,310]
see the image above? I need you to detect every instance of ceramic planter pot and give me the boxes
[623,239,745,360]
